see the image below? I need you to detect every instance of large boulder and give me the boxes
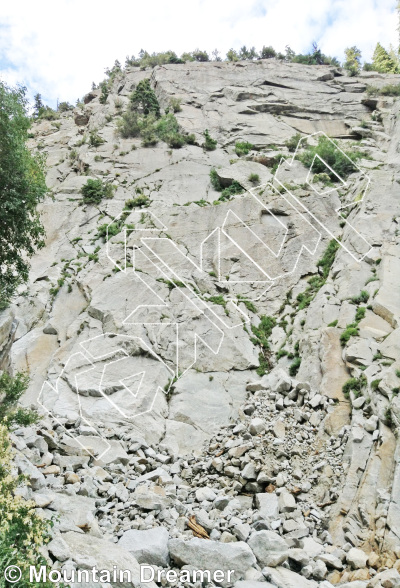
[118,527,169,567]
[248,531,289,567]
[61,531,158,588]
[168,538,256,587]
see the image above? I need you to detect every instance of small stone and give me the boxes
[65,472,80,485]
[346,547,368,569]
[42,465,61,475]
[278,489,296,512]
[272,420,286,440]
[254,493,279,518]
[195,487,217,502]
[249,418,266,436]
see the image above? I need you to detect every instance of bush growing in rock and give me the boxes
[248,173,260,184]
[124,195,150,208]
[81,179,113,204]
[89,130,104,147]
[202,129,217,151]
[251,315,276,375]
[235,141,254,156]
[297,135,364,181]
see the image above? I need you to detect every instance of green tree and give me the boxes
[260,46,276,59]
[33,93,44,117]
[130,79,160,116]
[0,82,47,309]
[192,49,209,62]
[344,46,362,76]
[226,48,239,62]
[238,46,258,60]
[372,42,400,73]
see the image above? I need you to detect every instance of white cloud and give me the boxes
[0,0,398,107]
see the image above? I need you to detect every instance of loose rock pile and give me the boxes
[8,363,399,587]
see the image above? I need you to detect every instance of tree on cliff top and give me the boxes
[0,82,47,309]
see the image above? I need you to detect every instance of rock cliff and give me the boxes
[4,60,400,586]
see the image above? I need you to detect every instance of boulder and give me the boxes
[118,527,169,566]
[248,530,288,567]
[346,547,368,569]
[168,538,256,587]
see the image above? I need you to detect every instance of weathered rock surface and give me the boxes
[5,60,400,587]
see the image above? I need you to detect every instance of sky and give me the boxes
[0,0,398,108]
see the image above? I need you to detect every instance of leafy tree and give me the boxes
[285,45,296,61]
[0,82,47,308]
[226,48,239,62]
[343,46,362,76]
[372,42,400,73]
[260,46,276,59]
[238,46,258,60]
[57,101,73,112]
[130,79,160,117]
[192,49,209,62]
[0,372,37,427]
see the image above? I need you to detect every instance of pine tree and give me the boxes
[372,42,399,73]
[33,93,44,117]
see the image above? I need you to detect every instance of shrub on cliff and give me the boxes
[81,179,114,204]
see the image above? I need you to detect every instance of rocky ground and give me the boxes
[1,59,400,587]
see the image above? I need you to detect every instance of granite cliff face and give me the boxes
[2,60,400,586]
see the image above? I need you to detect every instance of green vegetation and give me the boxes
[121,43,341,68]
[168,98,182,113]
[371,42,400,74]
[371,379,381,390]
[0,372,53,588]
[237,295,257,314]
[313,172,334,186]
[235,141,254,156]
[284,133,303,152]
[202,129,217,151]
[209,169,222,190]
[366,83,400,97]
[0,372,38,427]
[248,173,260,184]
[89,130,105,147]
[0,82,47,308]
[289,356,301,377]
[124,195,150,208]
[340,323,359,346]
[131,79,160,116]
[295,239,340,311]
[351,290,369,304]
[297,135,364,181]
[328,319,338,327]
[156,113,188,148]
[81,179,114,204]
[117,82,192,148]
[343,46,362,76]
[384,407,393,427]
[250,316,277,376]
[209,169,244,202]
[342,375,366,399]
[355,306,366,322]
